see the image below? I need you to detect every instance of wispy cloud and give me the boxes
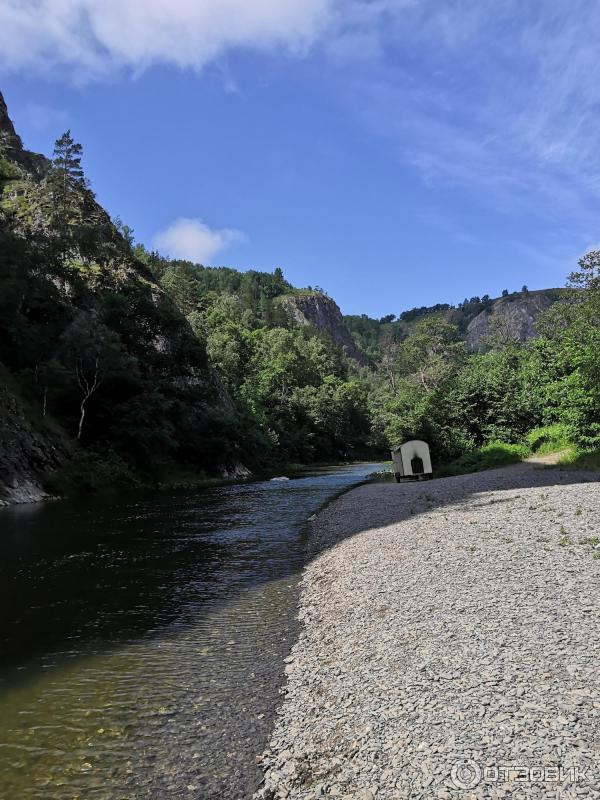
[153,217,245,264]
[327,0,600,226]
[3,0,600,234]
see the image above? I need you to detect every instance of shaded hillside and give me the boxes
[0,91,376,503]
[0,92,251,501]
[0,365,66,505]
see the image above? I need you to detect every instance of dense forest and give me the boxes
[2,94,600,498]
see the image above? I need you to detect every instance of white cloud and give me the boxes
[0,0,332,77]
[153,217,245,264]
[4,0,600,233]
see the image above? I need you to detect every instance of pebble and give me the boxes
[255,464,600,800]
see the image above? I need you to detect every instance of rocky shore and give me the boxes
[257,464,600,800]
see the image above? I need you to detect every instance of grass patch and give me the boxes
[558,448,600,471]
[526,424,571,455]
[524,424,600,472]
[368,468,395,482]
[579,536,599,546]
[438,441,529,477]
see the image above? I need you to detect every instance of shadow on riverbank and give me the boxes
[303,462,600,562]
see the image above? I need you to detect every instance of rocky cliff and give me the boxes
[0,367,66,506]
[0,92,47,177]
[279,293,369,366]
[466,290,563,350]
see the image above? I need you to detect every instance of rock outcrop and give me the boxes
[466,291,559,351]
[0,370,66,506]
[279,293,369,366]
[0,92,48,177]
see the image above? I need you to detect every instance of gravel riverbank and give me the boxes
[257,464,600,800]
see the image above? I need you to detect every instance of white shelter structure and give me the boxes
[391,440,433,482]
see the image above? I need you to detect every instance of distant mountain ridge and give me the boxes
[344,287,570,360]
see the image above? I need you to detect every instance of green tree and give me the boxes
[48,130,86,242]
[400,317,466,392]
[55,316,131,440]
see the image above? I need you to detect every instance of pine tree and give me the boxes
[48,130,86,244]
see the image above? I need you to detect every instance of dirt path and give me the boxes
[257,464,600,800]
[525,451,571,466]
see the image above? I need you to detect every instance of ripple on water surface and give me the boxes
[0,463,381,799]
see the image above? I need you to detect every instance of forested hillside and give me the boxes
[2,90,600,502]
[350,273,600,470]
[344,287,569,359]
[0,92,372,501]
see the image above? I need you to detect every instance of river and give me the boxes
[0,462,381,800]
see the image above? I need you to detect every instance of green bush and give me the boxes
[526,423,571,455]
[45,447,141,496]
[558,448,600,471]
[438,441,529,477]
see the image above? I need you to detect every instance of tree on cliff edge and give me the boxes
[48,130,87,249]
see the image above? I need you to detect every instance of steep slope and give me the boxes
[466,290,563,350]
[0,92,47,177]
[0,366,66,505]
[0,91,247,503]
[278,293,369,365]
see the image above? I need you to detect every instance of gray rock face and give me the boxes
[467,292,554,351]
[281,294,369,366]
[220,462,253,480]
[0,373,65,506]
[0,90,48,177]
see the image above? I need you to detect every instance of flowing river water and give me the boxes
[0,463,381,800]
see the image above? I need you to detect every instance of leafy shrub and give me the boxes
[558,448,600,471]
[438,441,529,477]
[526,423,571,454]
[44,447,141,495]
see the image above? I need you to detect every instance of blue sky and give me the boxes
[1,0,599,317]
